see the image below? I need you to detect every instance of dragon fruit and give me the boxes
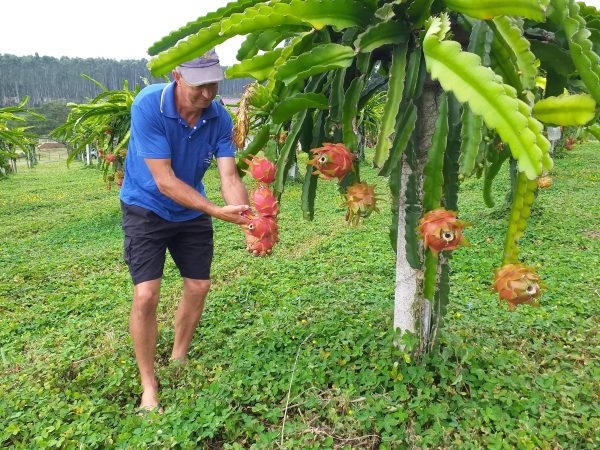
[114,169,124,187]
[493,264,543,311]
[418,209,468,254]
[251,185,279,217]
[344,182,379,225]
[249,236,276,254]
[537,176,552,188]
[307,143,355,181]
[245,214,278,240]
[242,155,276,185]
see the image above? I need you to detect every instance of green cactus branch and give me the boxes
[423,15,549,180]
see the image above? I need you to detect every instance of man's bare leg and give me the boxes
[130,278,162,411]
[171,278,211,362]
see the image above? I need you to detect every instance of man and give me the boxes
[120,49,257,413]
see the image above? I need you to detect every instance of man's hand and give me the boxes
[244,231,272,257]
[213,205,251,225]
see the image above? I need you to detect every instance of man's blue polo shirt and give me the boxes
[120,82,235,222]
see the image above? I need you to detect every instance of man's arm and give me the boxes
[216,156,250,206]
[144,158,249,225]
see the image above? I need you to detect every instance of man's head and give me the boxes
[174,49,225,86]
[172,49,224,108]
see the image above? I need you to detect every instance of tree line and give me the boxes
[0,54,252,107]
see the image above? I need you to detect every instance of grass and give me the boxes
[0,145,598,449]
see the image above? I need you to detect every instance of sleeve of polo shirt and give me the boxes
[131,103,171,159]
[214,107,236,158]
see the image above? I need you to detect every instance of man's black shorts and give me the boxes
[121,201,213,285]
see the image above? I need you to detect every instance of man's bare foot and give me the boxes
[138,382,163,414]
[170,355,189,367]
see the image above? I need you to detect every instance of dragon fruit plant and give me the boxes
[51,77,140,189]
[148,0,600,355]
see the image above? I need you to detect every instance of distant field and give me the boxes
[15,147,70,168]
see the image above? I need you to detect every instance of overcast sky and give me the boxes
[2,0,600,66]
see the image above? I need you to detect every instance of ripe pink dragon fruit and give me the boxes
[249,236,276,253]
[251,185,279,217]
[307,143,355,181]
[418,209,468,255]
[245,214,278,240]
[242,155,276,184]
[493,264,543,311]
[344,182,379,225]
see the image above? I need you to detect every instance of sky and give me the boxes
[2,0,600,66]
[0,0,245,65]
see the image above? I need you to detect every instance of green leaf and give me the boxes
[586,123,600,140]
[459,105,483,178]
[424,15,550,179]
[226,48,284,81]
[444,94,463,211]
[444,0,546,21]
[301,165,319,220]
[373,44,408,167]
[503,171,538,264]
[408,0,436,27]
[549,0,600,104]
[237,124,271,177]
[490,16,538,91]
[271,93,329,124]
[354,21,409,53]
[149,0,376,76]
[533,94,597,126]
[378,103,417,177]
[274,110,308,197]
[237,27,306,60]
[423,250,439,302]
[483,147,510,208]
[274,44,355,86]
[529,40,575,77]
[342,76,366,152]
[423,93,449,212]
[283,0,376,31]
[147,0,265,56]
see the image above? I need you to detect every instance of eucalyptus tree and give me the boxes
[0,97,43,177]
[145,0,600,356]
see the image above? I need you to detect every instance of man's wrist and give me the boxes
[203,203,221,218]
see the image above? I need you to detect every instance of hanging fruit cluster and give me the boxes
[307,143,380,226]
[101,145,127,190]
[242,154,279,254]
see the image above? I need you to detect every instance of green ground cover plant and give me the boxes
[0,145,598,448]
